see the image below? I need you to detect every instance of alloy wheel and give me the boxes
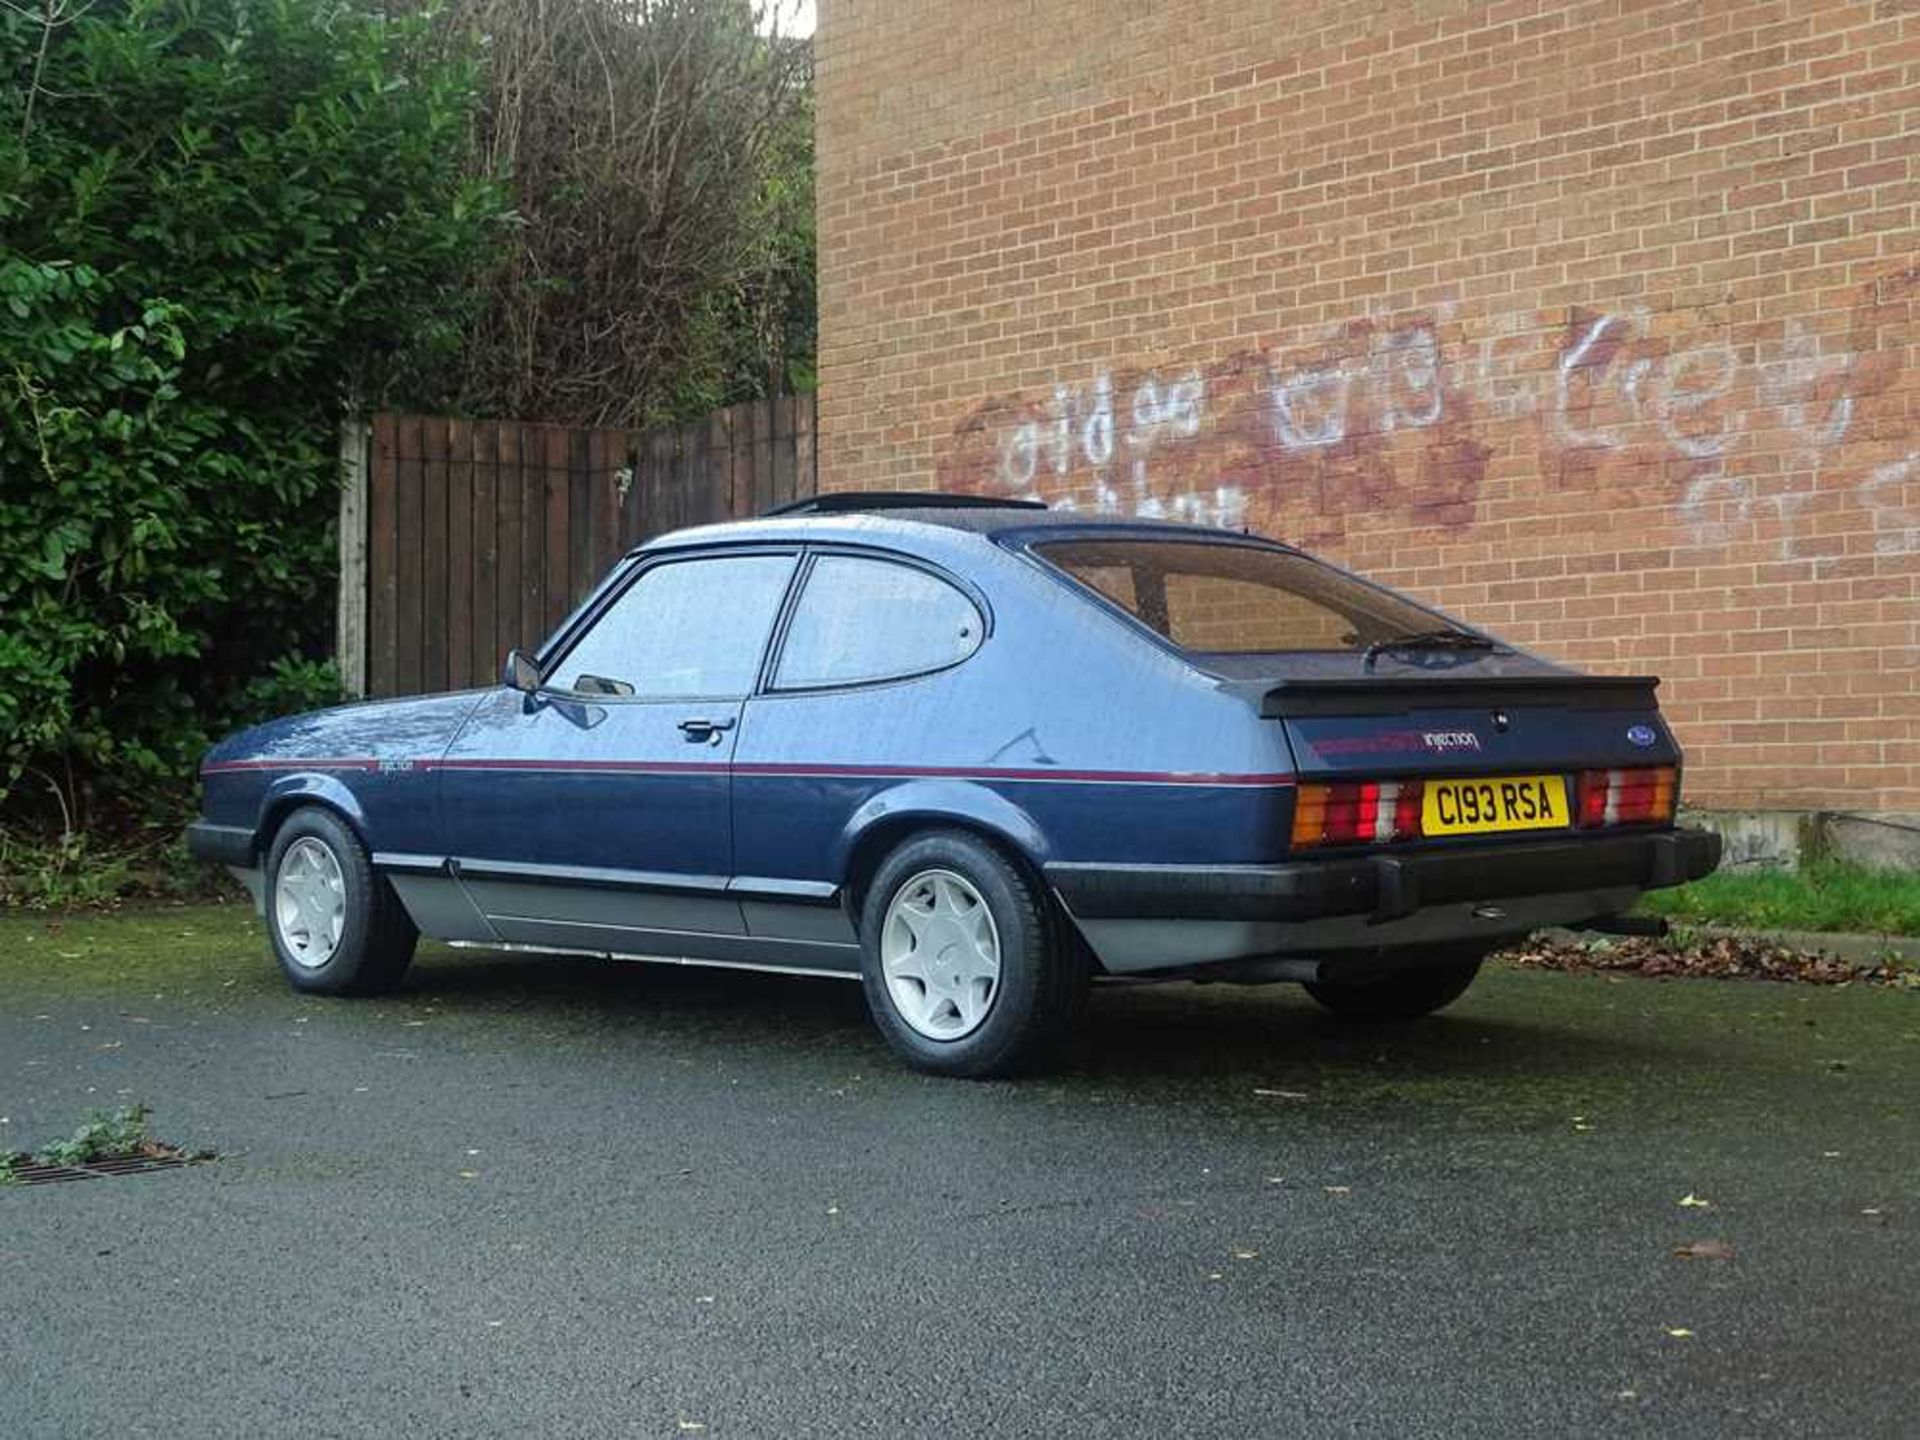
[274,836,347,968]
[880,868,1002,1040]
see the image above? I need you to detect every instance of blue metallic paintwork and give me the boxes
[828,778,1053,878]
[201,690,490,855]
[1282,706,1677,780]
[731,527,1297,887]
[195,510,1688,970]
[258,771,369,836]
[437,688,738,880]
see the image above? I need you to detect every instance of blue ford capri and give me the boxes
[187,494,1720,1076]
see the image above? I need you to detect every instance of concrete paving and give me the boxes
[3,904,1916,1437]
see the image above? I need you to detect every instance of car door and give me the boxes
[439,548,799,954]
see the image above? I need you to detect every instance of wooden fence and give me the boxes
[337,395,818,698]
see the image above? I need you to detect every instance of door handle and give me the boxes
[678,716,737,743]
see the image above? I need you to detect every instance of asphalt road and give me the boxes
[3,905,1917,1438]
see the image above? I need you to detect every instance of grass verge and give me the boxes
[1639,859,1920,937]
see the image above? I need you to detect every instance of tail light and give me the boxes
[1291,779,1424,849]
[1576,766,1676,827]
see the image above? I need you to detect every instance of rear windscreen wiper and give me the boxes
[1362,629,1497,671]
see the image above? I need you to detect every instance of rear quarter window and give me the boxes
[773,555,984,689]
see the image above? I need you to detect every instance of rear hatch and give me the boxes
[1018,529,1681,844]
[1261,672,1675,777]
[1230,661,1680,847]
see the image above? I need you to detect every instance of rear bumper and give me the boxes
[184,820,256,868]
[1046,827,1722,925]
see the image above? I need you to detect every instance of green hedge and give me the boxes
[0,0,506,828]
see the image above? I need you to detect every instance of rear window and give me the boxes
[1036,539,1452,654]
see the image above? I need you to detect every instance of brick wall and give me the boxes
[815,0,1918,814]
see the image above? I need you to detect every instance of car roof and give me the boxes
[633,502,1279,557]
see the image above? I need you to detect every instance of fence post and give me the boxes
[336,414,371,698]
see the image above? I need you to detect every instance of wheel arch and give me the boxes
[836,780,1052,923]
[252,774,371,859]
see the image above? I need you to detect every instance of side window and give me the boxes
[773,555,984,689]
[550,553,795,698]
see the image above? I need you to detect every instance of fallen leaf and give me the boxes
[1673,1239,1735,1260]
[1503,934,1914,987]
[1678,1193,1711,1209]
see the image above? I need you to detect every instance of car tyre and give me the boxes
[859,830,1086,1078]
[1303,944,1488,1022]
[264,805,418,996]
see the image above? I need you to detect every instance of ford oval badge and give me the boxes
[1626,724,1657,748]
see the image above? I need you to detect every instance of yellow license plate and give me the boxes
[1423,775,1569,836]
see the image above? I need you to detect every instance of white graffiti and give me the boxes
[1762,317,1857,454]
[980,293,1907,555]
[1271,360,1353,449]
[1547,309,1746,458]
[1459,308,1540,421]
[1654,342,1742,459]
[1379,325,1445,430]
[1676,467,1816,556]
[1129,371,1204,451]
[1551,310,1625,450]
[1000,322,1458,489]
[1682,454,1916,564]
[1267,322,1447,450]
[1001,367,1203,489]
[1859,453,1919,557]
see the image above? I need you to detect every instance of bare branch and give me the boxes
[428,0,810,427]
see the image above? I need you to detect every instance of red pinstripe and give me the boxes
[204,756,1295,787]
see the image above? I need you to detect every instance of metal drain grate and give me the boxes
[8,1154,204,1186]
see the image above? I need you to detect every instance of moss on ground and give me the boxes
[0,900,267,996]
[4,904,1913,1133]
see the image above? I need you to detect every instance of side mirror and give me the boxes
[504,648,542,694]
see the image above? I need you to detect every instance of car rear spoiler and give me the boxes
[1259,674,1661,719]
